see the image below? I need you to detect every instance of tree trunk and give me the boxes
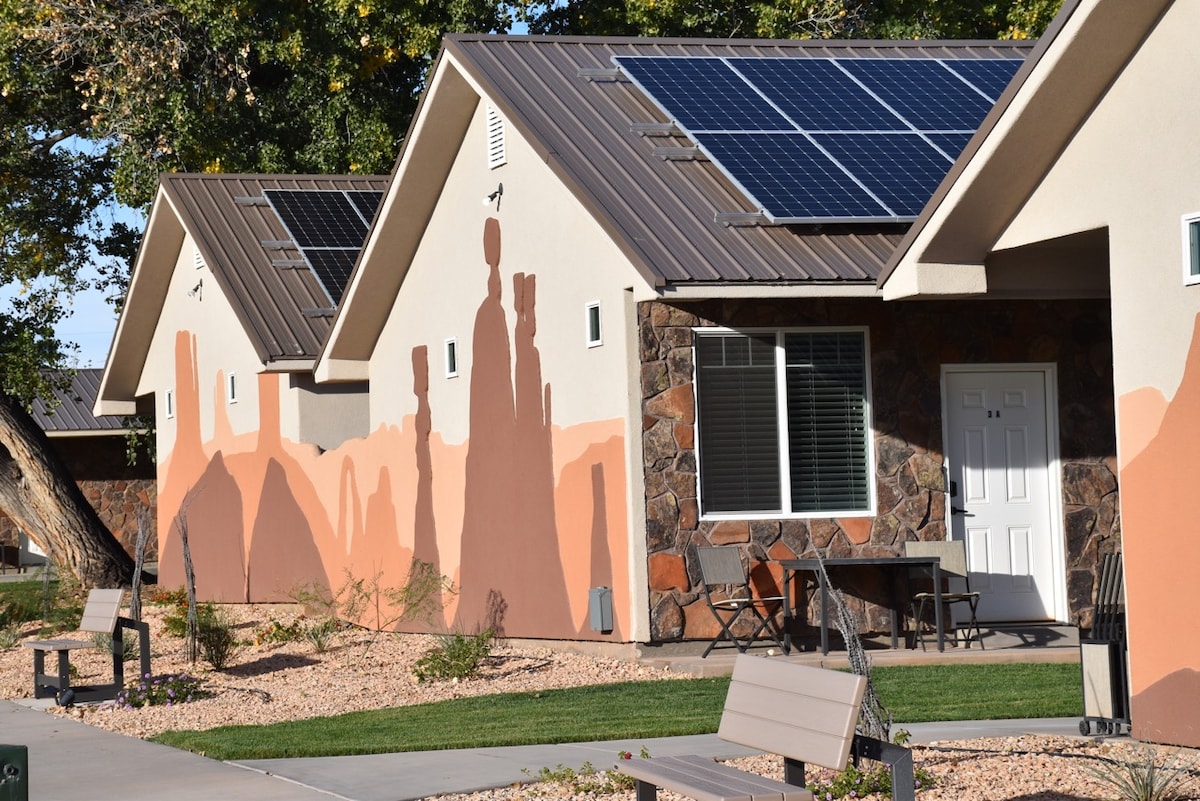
[0,390,135,587]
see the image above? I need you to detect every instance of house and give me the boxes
[0,369,155,570]
[94,174,387,601]
[883,0,1195,748]
[99,32,1118,650]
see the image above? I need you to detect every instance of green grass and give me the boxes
[151,662,1082,761]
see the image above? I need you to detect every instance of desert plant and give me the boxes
[412,628,494,682]
[808,759,935,800]
[91,629,138,662]
[303,618,339,653]
[1089,747,1196,801]
[115,673,210,708]
[254,615,306,645]
[197,605,241,670]
[0,623,19,649]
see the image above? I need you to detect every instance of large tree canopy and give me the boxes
[1,0,1062,587]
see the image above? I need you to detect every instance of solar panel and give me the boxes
[615,56,791,132]
[698,133,890,220]
[728,58,906,132]
[264,189,383,303]
[943,59,1023,101]
[835,59,994,132]
[613,54,1021,222]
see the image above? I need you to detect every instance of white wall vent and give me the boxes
[486,103,507,169]
[193,246,205,270]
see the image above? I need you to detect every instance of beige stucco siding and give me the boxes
[139,235,264,461]
[371,99,644,439]
[997,2,1200,403]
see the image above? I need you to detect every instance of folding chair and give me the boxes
[905,540,983,650]
[696,547,786,657]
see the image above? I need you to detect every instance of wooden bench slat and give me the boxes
[620,755,812,801]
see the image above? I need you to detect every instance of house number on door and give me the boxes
[987,410,1001,418]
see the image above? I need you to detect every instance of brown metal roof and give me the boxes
[444,35,1034,288]
[160,173,389,362]
[32,369,128,433]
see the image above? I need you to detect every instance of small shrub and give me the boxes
[254,615,306,645]
[115,673,210,708]
[0,624,19,650]
[148,587,189,607]
[525,749,650,795]
[1089,747,1196,801]
[303,618,339,653]
[197,605,241,670]
[808,760,935,800]
[91,630,138,662]
[413,628,494,682]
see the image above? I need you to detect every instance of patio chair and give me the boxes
[696,546,786,657]
[904,540,983,651]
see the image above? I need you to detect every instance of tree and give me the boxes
[0,0,511,586]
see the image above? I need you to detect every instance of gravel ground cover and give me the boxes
[2,600,1199,800]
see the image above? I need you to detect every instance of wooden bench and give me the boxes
[616,655,914,801]
[22,588,150,705]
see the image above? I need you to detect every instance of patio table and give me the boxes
[779,556,944,655]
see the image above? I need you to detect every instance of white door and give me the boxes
[944,369,1059,622]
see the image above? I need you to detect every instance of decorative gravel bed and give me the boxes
[3,602,1199,800]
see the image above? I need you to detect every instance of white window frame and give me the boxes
[693,326,876,520]
[444,338,459,378]
[226,372,238,404]
[165,389,175,419]
[1183,212,1200,286]
[585,301,602,348]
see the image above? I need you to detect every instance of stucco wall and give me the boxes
[993,1,1200,747]
[639,297,1117,646]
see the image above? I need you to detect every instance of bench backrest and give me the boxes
[718,655,866,771]
[78,589,124,635]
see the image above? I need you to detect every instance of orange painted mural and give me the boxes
[156,217,631,640]
[1118,312,1200,748]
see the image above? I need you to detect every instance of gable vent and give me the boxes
[193,246,205,270]
[486,103,506,169]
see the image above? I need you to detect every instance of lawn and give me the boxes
[152,662,1082,760]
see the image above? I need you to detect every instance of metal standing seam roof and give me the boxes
[160,173,389,363]
[443,35,1034,288]
[31,369,128,434]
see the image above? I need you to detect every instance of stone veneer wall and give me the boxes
[640,297,1119,643]
[0,434,157,564]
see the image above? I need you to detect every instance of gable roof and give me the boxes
[319,34,1032,380]
[880,0,1171,297]
[33,369,130,436]
[97,173,388,414]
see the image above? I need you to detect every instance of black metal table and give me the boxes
[779,556,944,654]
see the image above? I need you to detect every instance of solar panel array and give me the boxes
[264,189,384,302]
[613,56,1022,223]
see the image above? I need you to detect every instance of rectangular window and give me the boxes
[165,390,175,419]
[445,338,459,378]
[586,302,602,347]
[1184,213,1200,286]
[226,373,238,404]
[695,329,872,516]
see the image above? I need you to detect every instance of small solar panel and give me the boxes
[303,249,360,303]
[810,133,953,218]
[698,133,890,221]
[836,59,993,132]
[616,56,791,132]
[264,189,383,303]
[728,58,906,132]
[944,59,1022,101]
[613,54,1021,222]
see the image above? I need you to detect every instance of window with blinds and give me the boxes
[695,329,872,516]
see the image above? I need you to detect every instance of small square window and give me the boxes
[586,302,602,348]
[165,390,175,419]
[1185,214,1200,286]
[227,373,238,404]
[445,338,459,378]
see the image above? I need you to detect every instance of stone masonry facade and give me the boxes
[640,297,1119,643]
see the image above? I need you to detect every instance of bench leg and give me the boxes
[31,650,49,699]
[635,779,659,801]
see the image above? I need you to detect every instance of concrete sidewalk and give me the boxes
[1,699,1083,801]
